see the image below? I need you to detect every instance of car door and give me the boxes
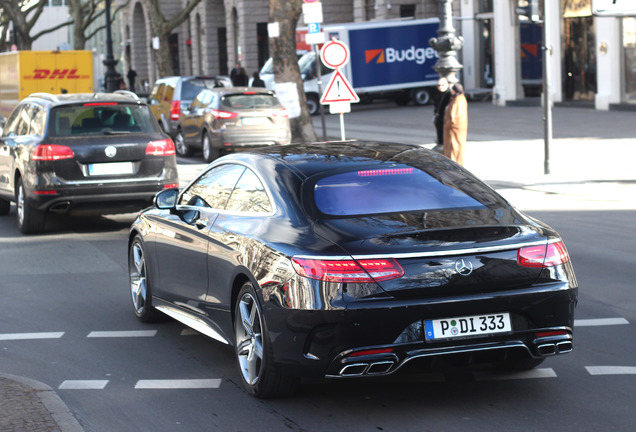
[151,163,246,314]
[183,90,211,145]
[205,167,276,320]
[0,105,33,196]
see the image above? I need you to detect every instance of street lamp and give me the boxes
[103,0,119,92]
[429,0,464,83]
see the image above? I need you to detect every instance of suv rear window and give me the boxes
[313,165,487,216]
[182,79,225,100]
[221,94,280,109]
[48,104,159,137]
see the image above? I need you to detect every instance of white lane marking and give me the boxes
[575,318,629,327]
[474,368,557,381]
[134,379,222,389]
[86,330,157,338]
[180,329,200,336]
[586,366,636,376]
[59,380,109,390]
[0,332,65,340]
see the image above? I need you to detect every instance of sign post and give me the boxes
[319,39,359,140]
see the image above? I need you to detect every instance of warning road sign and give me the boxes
[320,70,359,104]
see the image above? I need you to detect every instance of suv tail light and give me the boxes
[291,257,404,283]
[518,241,570,268]
[170,101,181,120]
[146,139,176,156]
[32,144,75,161]
[210,109,238,119]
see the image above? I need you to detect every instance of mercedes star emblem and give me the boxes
[455,258,473,276]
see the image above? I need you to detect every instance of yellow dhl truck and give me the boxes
[0,50,94,118]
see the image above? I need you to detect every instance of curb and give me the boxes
[0,373,85,432]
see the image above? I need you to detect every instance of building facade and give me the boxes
[110,0,636,110]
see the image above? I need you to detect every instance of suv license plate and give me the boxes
[425,313,512,341]
[88,162,134,176]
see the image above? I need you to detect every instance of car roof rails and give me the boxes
[29,93,60,103]
[114,90,141,101]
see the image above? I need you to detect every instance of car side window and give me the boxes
[225,168,272,214]
[148,83,164,105]
[179,164,246,210]
[163,84,175,103]
[15,105,33,136]
[29,105,46,136]
[2,106,23,137]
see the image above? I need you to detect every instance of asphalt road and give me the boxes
[1,103,635,431]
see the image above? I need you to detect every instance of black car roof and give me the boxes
[25,91,144,107]
[228,141,449,179]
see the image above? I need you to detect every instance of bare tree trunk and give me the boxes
[269,0,317,143]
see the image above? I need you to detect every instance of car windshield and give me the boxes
[48,104,158,137]
[313,164,488,216]
[221,94,280,109]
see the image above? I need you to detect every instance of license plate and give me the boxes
[241,117,268,126]
[88,162,134,176]
[425,313,512,341]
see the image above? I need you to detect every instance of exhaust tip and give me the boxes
[537,343,557,356]
[340,363,368,376]
[367,361,395,375]
[556,341,573,353]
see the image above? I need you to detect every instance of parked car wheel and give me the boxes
[234,282,298,398]
[174,129,193,157]
[307,94,320,116]
[0,198,10,216]
[412,88,431,105]
[202,132,220,163]
[129,236,162,323]
[15,178,46,234]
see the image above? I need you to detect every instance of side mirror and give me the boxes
[154,188,179,209]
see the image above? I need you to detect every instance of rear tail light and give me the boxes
[291,257,404,283]
[518,241,570,268]
[32,144,75,161]
[273,109,289,118]
[146,139,176,156]
[163,183,179,189]
[210,109,238,119]
[170,101,181,121]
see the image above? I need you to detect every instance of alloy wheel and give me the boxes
[130,241,147,315]
[235,292,264,386]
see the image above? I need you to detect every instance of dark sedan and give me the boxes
[0,92,178,234]
[128,142,578,398]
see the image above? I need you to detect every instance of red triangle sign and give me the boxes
[320,70,360,104]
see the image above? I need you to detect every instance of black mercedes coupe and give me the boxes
[128,141,578,398]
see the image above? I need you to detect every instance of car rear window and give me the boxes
[313,165,487,216]
[221,94,280,109]
[48,104,159,137]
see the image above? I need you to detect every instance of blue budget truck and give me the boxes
[260,18,441,115]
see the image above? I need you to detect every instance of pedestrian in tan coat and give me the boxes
[443,83,468,165]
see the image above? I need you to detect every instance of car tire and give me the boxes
[234,282,298,398]
[412,88,431,106]
[174,129,193,157]
[129,235,163,323]
[202,132,220,163]
[0,197,10,216]
[15,178,46,234]
[307,94,320,116]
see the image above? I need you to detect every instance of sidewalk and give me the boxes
[0,374,84,432]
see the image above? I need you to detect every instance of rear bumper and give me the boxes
[28,182,168,215]
[261,283,578,378]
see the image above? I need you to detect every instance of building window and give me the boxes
[624,18,636,103]
[48,0,67,6]
[400,4,416,18]
[478,0,493,13]
[365,0,376,21]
